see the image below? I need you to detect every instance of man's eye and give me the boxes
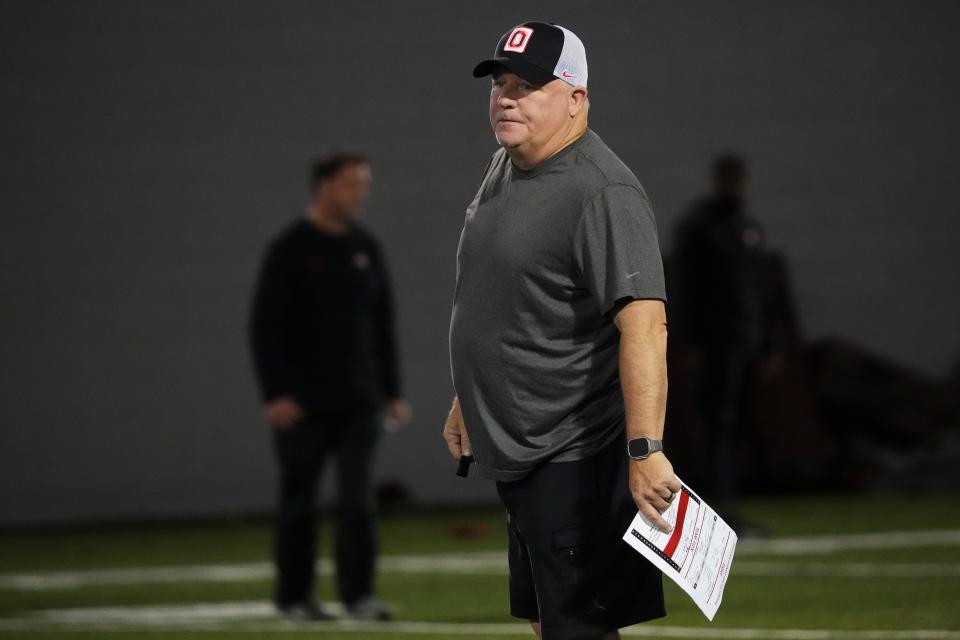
[520,82,534,91]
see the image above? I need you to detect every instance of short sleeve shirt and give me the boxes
[448,128,666,481]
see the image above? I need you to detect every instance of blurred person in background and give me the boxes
[249,152,411,621]
[446,22,679,640]
[672,153,776,532]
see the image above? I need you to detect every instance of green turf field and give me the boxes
[1,493,958,639]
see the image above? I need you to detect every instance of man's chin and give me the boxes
[338,209,362,221]
[496,135,525,150]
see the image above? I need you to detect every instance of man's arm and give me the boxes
[372,243,412,428]
[249,242,302,428]
[612,297,681,532]
[442,395,472,459]
[372,244,402,399]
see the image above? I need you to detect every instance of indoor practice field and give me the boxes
[3,2,960,639]
[1,493,958,640]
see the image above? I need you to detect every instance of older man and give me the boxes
[445,22,681,640]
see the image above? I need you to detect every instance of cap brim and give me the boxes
[472,57,556,85]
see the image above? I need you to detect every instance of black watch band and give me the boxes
[626,437,664,460]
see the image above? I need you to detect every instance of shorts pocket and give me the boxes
[551,517,634,623]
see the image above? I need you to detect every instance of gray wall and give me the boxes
[2,1,958,524]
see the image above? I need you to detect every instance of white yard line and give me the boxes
[0,552,510,590]
[0,604,957,640]
[30,600,278,623]
[1,529,959,591]
[0,562,275,591]
[735,561,960,578]
[737,529,960,555]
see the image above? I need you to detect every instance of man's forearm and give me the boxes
[616,304,669,441]
[249,324,291,402]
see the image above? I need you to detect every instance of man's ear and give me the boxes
[569,87,588,117]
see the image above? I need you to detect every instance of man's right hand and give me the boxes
[442,396,472,459]
[263,396,304,430]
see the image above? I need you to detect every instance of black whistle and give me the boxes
[456,454,474,477]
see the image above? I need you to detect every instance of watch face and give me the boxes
[629,438,651,458]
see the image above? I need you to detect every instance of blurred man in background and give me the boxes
[446,22,679,640]
[249,152,411,621]
[673,153,774,530]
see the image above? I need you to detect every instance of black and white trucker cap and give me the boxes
[472,21,588,87]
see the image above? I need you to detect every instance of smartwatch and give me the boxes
[626,437,664,460]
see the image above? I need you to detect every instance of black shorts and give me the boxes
[495,432,666,640]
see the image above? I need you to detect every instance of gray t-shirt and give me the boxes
[448,128,666,482]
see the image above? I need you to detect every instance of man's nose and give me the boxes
[497,92,517,108]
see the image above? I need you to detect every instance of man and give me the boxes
[249,152,411,621]
[673,154,774,526]
[445,22,681,640]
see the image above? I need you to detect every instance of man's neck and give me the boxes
[506,121,588,171]
[306,205,349,235]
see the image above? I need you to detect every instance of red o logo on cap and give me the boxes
[503,26,533,53]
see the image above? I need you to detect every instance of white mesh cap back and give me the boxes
[552,25,588,87]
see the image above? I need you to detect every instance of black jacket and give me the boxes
[673,195,773,355]
[249,218,401,416]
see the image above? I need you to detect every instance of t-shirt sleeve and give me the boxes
[573,183,667,317]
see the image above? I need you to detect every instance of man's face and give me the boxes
[489,70,572,151]
[314,163,371,219]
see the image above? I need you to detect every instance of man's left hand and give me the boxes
[629,453,682,533]
[383,398,412,433]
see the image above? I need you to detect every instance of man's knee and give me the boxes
[277,477,315,515]
[336,503,375,530]
[337,483,376,514]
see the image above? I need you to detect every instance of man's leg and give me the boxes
[501,509,541,630]
[332,409,380,607]
[528,624,618,640]
[271,421,327,608]
[699,346,745,506]
[498,434,665,640]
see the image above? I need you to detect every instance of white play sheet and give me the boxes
[623,478,737,621]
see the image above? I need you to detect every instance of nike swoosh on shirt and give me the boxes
[561,71,575,78]
[626,271,641,278]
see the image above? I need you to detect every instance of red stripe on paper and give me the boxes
[662,490,690,558]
